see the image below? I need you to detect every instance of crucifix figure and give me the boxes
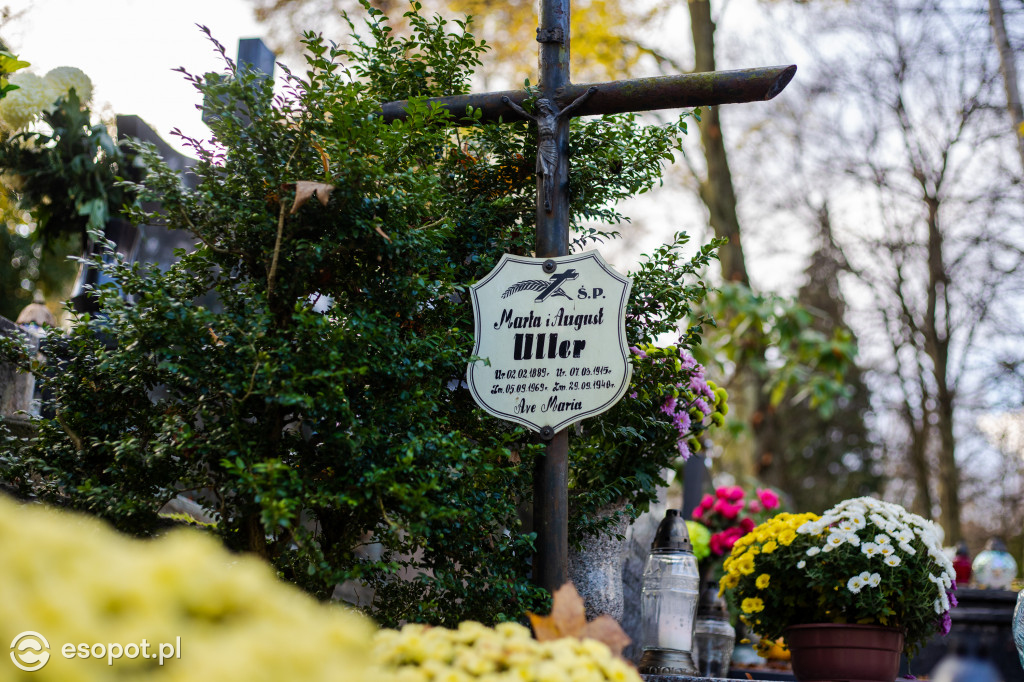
[382,0,795,598]
[501,87,597,213]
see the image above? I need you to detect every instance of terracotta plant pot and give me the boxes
[785,623,905,682]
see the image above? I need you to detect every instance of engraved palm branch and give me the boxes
[501,279,572,300]
[501,280,549,298]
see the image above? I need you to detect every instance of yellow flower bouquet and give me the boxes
[719,497,957,657]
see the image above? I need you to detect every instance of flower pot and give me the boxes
[785,623,904,682]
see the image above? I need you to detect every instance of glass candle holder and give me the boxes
[694,579,736,678]
[638,509,700,675]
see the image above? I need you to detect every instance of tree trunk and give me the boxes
[923,198,962,543]
[988,0,1024,171]
[687,0,767,481]
[905,397,933,518]
[687,0,749,285]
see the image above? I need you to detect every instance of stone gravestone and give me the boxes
[0,316,39,438]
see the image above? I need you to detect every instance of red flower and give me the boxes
[757,488,780,510]
[712,499,743,519]
[740,517,756,532]
[716,485,744,502]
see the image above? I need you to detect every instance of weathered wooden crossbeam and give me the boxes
[379,65,796,124]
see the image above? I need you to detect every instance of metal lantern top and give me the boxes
[651,509,694,553]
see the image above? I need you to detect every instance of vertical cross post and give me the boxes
[379,6,796,602]
[533,0,571,595]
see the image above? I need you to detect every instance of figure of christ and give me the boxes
[501,87,598,213]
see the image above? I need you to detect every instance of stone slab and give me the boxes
[638,671,770,675]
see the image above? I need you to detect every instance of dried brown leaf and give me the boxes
[311,140,330,175]
[580,615,631,657]
[527,583,631,659]
[527,583,588,641]
[289,181,335,214]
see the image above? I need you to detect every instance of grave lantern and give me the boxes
[638,509,700,675]
[693,578,736,677]
[972,538,1018,590]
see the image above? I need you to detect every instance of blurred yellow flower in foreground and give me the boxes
[0,495,375,682]
[0,497,641,682]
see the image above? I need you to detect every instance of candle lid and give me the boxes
[651,509,694,552]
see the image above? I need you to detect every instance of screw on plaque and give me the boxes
[540,426,555,440]
[542,259,557,274]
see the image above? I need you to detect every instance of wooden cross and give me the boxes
[382,0,795,596]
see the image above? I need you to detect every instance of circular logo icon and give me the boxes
[10,632,50,672]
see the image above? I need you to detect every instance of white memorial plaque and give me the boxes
[467,250,633,433]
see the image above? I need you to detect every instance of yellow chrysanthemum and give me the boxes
[741,597,765,614]
[761,540,779,554]
[719,573,739,592]
[0,495,376,682]
[733,552,757,576]
[755,574,771,589]
[777,529,797,545]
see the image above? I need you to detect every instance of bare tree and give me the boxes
[772,0,1024,542]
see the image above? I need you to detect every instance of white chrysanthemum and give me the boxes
[898,541,917,555]
[869,514,889,529]
[883,554,901,567]
[879,544,895,557]
[826,533,846,548]
[797,560,806,569]
[44,65,93,105]
[806,546,821,557]
[845,532,861,547]
[847,575,865,593]
[861,542,879,557]
[0,72,51,130]
[875,534,892,545]
[895,529,914,543]
[867,572,881,587]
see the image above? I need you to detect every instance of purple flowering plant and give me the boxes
[568,232,727,540]
[627,343,727,461]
